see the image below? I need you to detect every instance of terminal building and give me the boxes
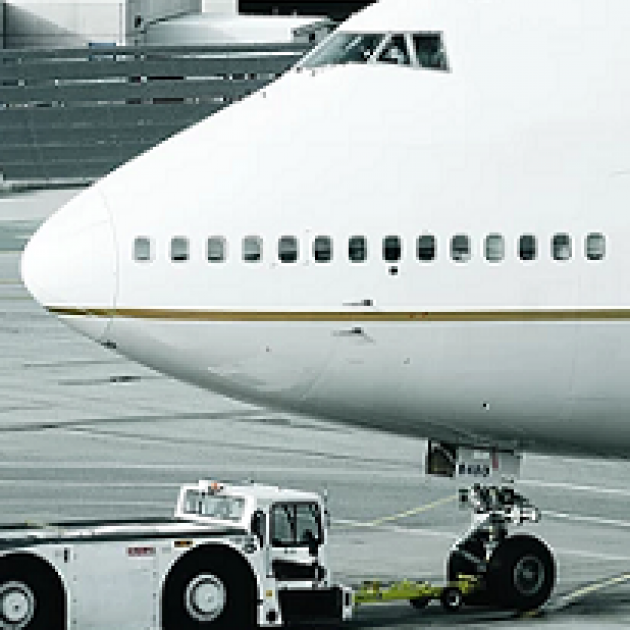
[0,1,369,186]
[0,1,369,49]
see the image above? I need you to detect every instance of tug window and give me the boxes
[383,236,402,262]
[279,236,299,263]
[485,234,504,262]
[243,236,262,263]
[519,234,537,261]
[133,237,152,262]
[207,237,227,263]
[586,233,605,261]
[417,235,436,262]
[170,237,189,262]
[413,34,449,70]
[349,236,367,263]
[314,236,333,263]
[552,234,572,261]
[300,33,384,68]
[451,234,470,262]
[377,35,411,66]
[271,503,322,548]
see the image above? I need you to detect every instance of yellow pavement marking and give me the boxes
[561,573,630,602]
[366,494,458,527]
[549,573,630,614]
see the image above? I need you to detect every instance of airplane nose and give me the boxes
[21,186,117,343]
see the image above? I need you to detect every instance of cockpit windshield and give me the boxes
[413,34,448,71]
[377,34,411,65]
[300,32,449,72]
[301,33,385,68]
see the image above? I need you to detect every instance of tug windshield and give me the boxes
[300,31,449,71]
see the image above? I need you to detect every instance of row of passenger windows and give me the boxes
[133,233,606,264]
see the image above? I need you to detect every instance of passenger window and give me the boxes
[170,237,189,262]
[349,236,367,263]
[586,233,605,261]
[552,234,572,261]
[451,235,470,262]
[383,236,401,262]
[243,236,262,263]
[207,237,227,263]
[485,234,504,263]
[377,35,411,66]
[413,34,449,70]
[133,237,152,262]
[279,236,298,263]
[314,236,333,263]
[300,33,384,68]
[519,234,536,261]
[417,235,436,262]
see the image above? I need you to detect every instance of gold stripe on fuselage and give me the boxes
[46,307,630,323]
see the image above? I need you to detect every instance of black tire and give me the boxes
[486,534,555,611]
[447,536,486,581]
[409,596,430,610]
[447,537,492,607]
[161,545,257,630]
[440,587,463,612]
[0,554,65,630]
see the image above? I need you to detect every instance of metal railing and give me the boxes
[0,43,310,183]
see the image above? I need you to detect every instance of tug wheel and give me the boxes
[409,596,430,610]
[440,586,463,612]
[0,554,65,630]
[486,534,555,611]
[161,545,257,630]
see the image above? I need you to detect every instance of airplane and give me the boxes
[20,0,630,613]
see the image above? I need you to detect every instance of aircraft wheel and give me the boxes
[447,536,485,579]
[440,586,463,612]
[446,536,491,606]
[162,546,257,630]
[486,534,555,611]
[0,554,65,630]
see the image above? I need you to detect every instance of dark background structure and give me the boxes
[240,1,372,21]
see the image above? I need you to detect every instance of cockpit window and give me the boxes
[300,33,384,68]
[413,34,449,70]
[377,35,411,66]
[300,31,449,72]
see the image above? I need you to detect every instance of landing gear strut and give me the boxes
[448,484,555,611]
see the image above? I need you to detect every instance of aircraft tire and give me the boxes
[446,536,492,606]
[161,545,257,630]
[486,534,555,611]
[0,553,65,630]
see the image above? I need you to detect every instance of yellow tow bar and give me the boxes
[354,576,481,612]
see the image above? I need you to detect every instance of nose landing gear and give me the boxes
[448,485,555,611]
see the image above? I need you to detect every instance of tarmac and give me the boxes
[1,189,630,628]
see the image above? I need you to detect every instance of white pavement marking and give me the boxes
[523,479,630,498]
[545,510,630,529]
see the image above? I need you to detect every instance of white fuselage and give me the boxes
[21,0,630,458]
